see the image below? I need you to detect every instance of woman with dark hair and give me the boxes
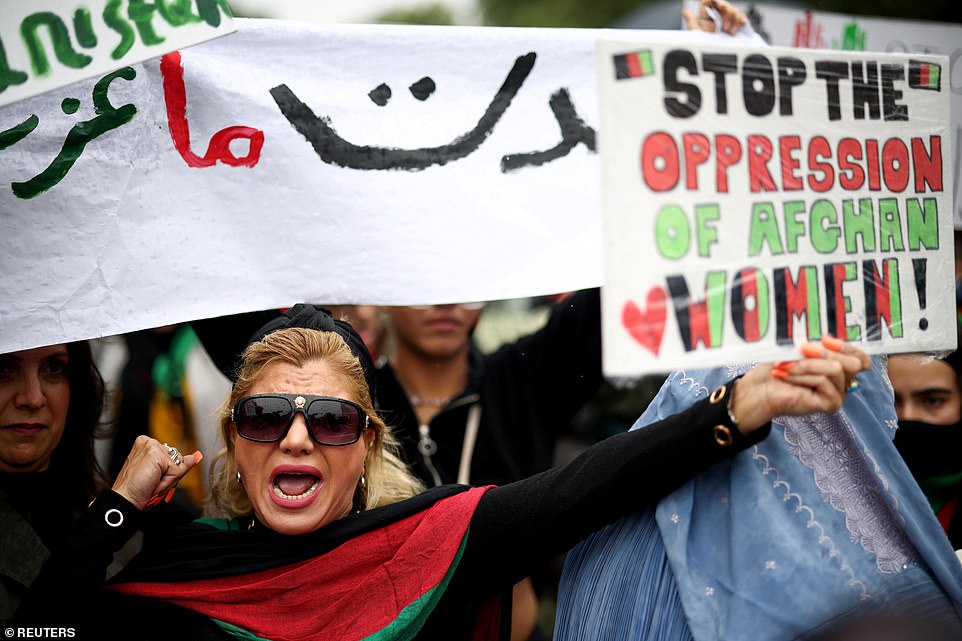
[890,346,962,549]
[0,341,106,617]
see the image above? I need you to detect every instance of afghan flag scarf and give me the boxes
[108,485,492,640]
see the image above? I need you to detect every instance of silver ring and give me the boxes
[163,442,183,466]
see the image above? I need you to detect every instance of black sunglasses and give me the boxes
[232,394,369,446]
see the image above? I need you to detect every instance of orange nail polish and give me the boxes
[821,335,843,352]
[801,343,824,359]
[774,361,796,372]
[771,368,789,379]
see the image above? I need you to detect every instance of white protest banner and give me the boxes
[597,39,953,376]
[686,1,962,227]
[0,0,235,108]
[0,20,743,354]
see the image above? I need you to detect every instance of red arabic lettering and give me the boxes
[161,50,264,168]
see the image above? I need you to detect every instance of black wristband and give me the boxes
[707,377,770,448]
[86,489,142,540]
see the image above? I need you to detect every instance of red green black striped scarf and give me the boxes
[109,486,491,640]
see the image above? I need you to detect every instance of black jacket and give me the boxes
[376,289,602,487]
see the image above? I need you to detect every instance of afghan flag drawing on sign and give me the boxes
[614,50,654,80]
[909,60,941,91]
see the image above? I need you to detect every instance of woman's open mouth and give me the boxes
[273,473,319,500]
[269,466,322,508]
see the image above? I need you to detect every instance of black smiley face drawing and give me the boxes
[270,53,537,171]
[271,51,595,173]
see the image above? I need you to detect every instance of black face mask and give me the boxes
[894,419,962,479]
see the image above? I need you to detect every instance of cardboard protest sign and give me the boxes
[690,1,962,228]
[597,40,954,376]
[1,21,741,354]
[0,0,235,108]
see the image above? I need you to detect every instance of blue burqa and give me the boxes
[555,358,962,641]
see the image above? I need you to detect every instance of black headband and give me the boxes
[243,304,378,403]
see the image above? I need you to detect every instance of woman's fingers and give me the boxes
[736,339,871,431]
[152,449,203,495]
[705,0,747,35]
[732,362,833,432]
[789,338,871,381]
[770,358,846,407]
[684,9,716,32]
[681,0,748,35]
[111,435,203,511]
[820,336,872,379]
[773,369,845,408]
[771,339,871,406]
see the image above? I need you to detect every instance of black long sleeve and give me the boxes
[459,379,769,589]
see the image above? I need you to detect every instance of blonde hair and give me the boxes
[207,327,424,519]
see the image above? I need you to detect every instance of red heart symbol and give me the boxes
[622,288,668,356]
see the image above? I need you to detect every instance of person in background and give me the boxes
[19,306,871,641]
[325,305,390,363]
[379,293,600,488]
[0,342,106,617]
[889,351,962,426]
[890,347,962,550]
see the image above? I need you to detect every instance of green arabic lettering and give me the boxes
[0,115,39,151]
[11,67,137,200]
